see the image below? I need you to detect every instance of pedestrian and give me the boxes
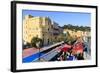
[66,50,76,61]
[77,53,84,60]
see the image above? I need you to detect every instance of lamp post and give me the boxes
[36,41,41,61]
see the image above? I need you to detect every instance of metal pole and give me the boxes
[39,47,40,61]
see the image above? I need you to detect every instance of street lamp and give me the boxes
[36,41,41,61]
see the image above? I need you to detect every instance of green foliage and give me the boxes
[63,31,76,45]
[31,37,43,48]
[62,24,90,31]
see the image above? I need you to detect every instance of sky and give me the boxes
[22,10,91,27]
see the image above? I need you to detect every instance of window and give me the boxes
[36,27,38,30]
[36,35,38,38]
[43,34,44,37]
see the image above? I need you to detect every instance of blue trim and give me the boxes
[23,52,44,63]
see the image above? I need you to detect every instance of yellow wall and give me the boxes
[63,29,90,39]
[23,16,42,43]
[23,15,54,45]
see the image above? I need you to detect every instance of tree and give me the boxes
[62,24,90,31]
[31,37,43,48]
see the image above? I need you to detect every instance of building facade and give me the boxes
[63,29,91,42]
[23,15,62,46]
